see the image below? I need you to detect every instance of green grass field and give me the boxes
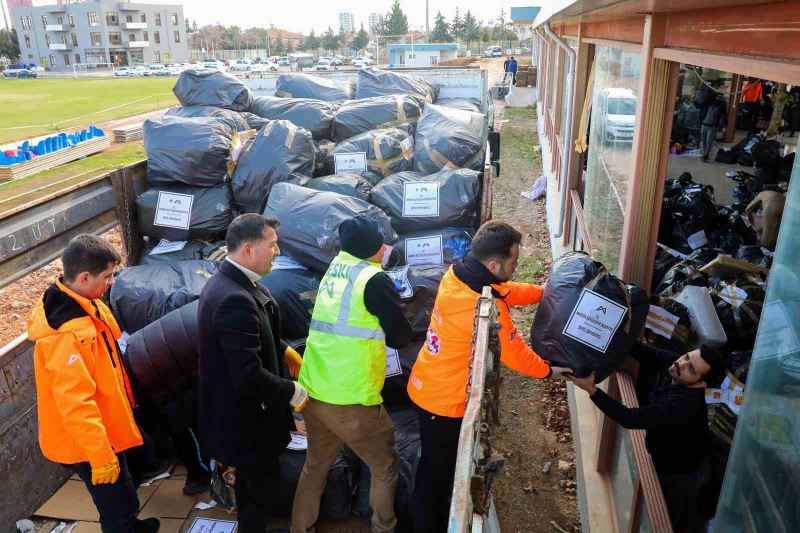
[0,77,178,144]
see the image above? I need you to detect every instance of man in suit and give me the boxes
[198,214,307,533]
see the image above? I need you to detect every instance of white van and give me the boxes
[230,58,252,71]
[484,46,502,57]
[599,88,637,143]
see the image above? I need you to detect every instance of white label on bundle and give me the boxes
[385,347,403,378]
[400,136,414,152]
[149,239,187,255]
[562,289,627,353]
[657,242,688,259]
[402,182,440,217]
[405,235,443,266]
[334,152,367,173]
[645,305,679,339]
[386,265,413,298]
[154,191,193,229]
[687,230,708,250]
[187,518,236,533]
[719,285,748,308]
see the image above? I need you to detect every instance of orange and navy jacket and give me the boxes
[27,279,142,468]
[408,259,552,418]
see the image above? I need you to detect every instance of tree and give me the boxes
[451,8,463,42]
[461,10,480,46]
[381,0,408,40]
[286,39,295,53]
[0,29,20,63]
[185,18,191,33]
[351,24,370,53]
[430,11,450,42]
[192,20,198,33]
[479,26,492,43]
[304,30,320,55]
[321,28,340,54]
[273,33,285,55]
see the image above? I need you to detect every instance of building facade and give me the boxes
[6,0,33,30]
[368,12,382,33]
[14,0,188,71]
[338,12,354,34]
[387,42,457,68]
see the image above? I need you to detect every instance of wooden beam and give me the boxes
[582,37,642,53]
[654,47,800,86]
[583,16,645,44]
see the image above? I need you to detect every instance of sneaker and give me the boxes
[134,517,160,533]
[183,477,211,496]
[138,458,171,480]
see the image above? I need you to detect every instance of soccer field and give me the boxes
[0,77,179,145]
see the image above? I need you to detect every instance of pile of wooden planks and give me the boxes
[113,122,144,143]
[0,136,111,182]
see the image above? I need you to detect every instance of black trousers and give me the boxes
[411,405,463,533]
[70,453,140,533]
[233,457,281,533]
[658,460,710,533]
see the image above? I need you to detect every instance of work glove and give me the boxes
[91,456,120,485]
[290,382,309,413]
[283,346,303,378]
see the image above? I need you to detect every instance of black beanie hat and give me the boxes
[339,216,385,260]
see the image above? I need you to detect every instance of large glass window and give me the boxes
[714,154,800,532]
[583,45,641,273]
[88,12,99,27]
[109,32,122,46]
[106,12,119,26]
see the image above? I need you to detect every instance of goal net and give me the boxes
[72,62,117,78]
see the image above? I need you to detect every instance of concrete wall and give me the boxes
[14,0,188,70]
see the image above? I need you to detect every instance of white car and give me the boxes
[164,63,184,75]
[230,58,252,71]
[114,66,133,77]
[147,64,169,76]
[249,61,278,73]
[130,66,150,76]
[484,46,502,57]
[315,59,332,71]
[353,56,374,66]
[321,56,342,66]
[276,56,289,66]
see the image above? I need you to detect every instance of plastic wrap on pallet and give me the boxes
[413,103,488,175]
[173,69,253,111]
[263,183,397,272]
[165,105,251,132]
[369,169,481,233]
[249,95,338,140]
[274,73,355,103]
[530,252,649,381]
[394,227,473,266]
[331,95,423,141]
[305,174,373,201]
[231,120,316,213]
[144,115,240,187]
[355,67,439,103]
[109,260,218,334]
[136,184,236,242]
[321,126,415,178]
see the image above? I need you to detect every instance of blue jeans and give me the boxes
[69,453,139,533]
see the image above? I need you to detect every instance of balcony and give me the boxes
[49,43,72,50]
[45,24,68,32]
[48,6,67,13]
[126,40,150,48]
[122,21,147,30]
[118,3,145,11]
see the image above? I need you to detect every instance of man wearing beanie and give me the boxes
[291,216,413,533]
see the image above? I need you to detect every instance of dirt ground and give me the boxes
[489,104,581,533]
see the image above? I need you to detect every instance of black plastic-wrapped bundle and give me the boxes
[322,127,415,178]
[355,68,439,103]
[735,245,772,269]
[274,73,355,103]
[231,120,316,213]
[529,252,649,381]
[726,350,752,385]
[173,69,253,111]
[435,97,483,114]
[394,227,473,266]
[661,183,719,254]
[239,111,269,130]
[305,174,373,201]
[413,103,488,175]
[109,260,218,334]
[248,95,338,140]
[165,105,250,132]
[382,340,425,409]
[386,265,448,339]
[143,115,240,187]
[259,266,322,341]
[710,278,765,349]
[331,95,423,141]
[655,261,708,298]
[138,239,227,266]
[136,184,236,242]
[652,247,682,291]
[123,300,200,431]
[275,450,355,520]
[642,295,693,354]
[263,183,397,272]
[369,169,481,233]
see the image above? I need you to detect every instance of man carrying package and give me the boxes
[28,234,159,533]
[292,216,413,533]
[407,221,572,533]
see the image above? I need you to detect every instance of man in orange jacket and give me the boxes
[407,221,572,532]
[28,234,159,533]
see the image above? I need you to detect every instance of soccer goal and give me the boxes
[72,62,117,78]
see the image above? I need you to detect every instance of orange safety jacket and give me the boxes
[407,266,552,418]
[742,81,763,103]
[28,279,142,468]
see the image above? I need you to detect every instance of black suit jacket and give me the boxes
[197,260,295,467]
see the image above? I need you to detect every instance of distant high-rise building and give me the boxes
[338,12,354,34]
[368,12,383,33]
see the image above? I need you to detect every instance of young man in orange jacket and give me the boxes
[407,221,572,532]
[28,235,159,533]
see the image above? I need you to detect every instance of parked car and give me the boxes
[249,61,278,72]
[164,63,184,75]
[315,58,332,71]
[353,56,374,66]
[147,64,169,76]
[276,56,290,66]
[2,68,37,78]
[130,65,151,76]
[599,88,637,143]
[321,56,342,66]
[113,67,133,77]
[230,58,252,71]
[484,46,503,57]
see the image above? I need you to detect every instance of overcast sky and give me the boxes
[22,0,527,34]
